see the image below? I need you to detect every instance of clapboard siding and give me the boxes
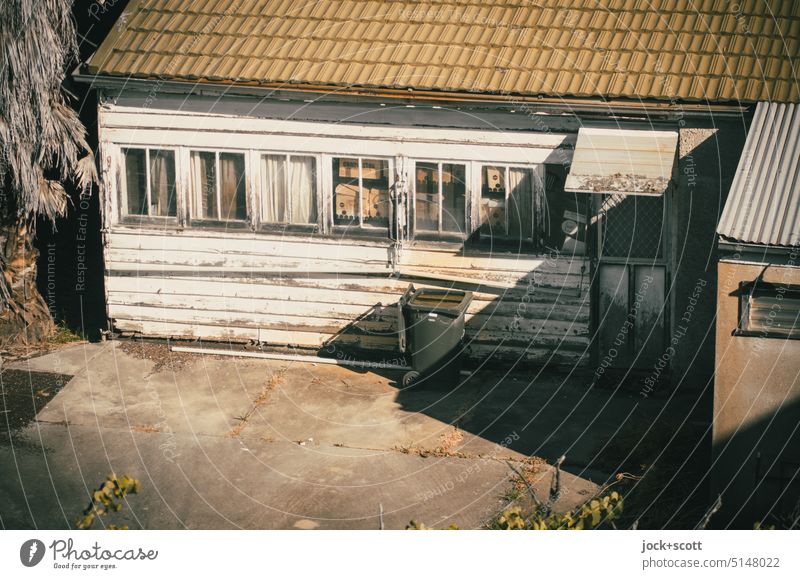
[106,272,587,305]
[107,278,587,327]
[107,233,584,287]
[109,293,587,338]
[105,229,591,366]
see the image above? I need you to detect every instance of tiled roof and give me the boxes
[89,0,800,103]
[718,101,800,247]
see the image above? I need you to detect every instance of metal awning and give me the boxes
[564,128,679,196]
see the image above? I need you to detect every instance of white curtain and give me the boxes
[123,148,146,215]
[260,155,287,223]
[508,168,533,240]
[190,151,216,219]
[220,153,246,221]
[149,150,176,217]
[289,156,316,224]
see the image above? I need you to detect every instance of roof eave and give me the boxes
[74,68,751,119]
[718,236,800,256]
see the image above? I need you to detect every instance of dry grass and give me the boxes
[437,427,464,454]
[394,443,470,459]
[508,456,549,494]
[228,368,286,438]
[394,431,547,467]
[0,322,86,363]
[394,427,467,458]
[130,424,161,433]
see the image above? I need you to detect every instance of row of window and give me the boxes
[120,147,548,244]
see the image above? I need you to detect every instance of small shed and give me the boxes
[713,101,800,525]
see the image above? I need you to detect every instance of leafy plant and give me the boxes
[406,455,624,530]
[406,520,431,530]
[493,457,624,530]
[494,506,527,530]
[75,474,140,530]
[49,322,85,344]
[406,520,459,530]
[491,491,624,530]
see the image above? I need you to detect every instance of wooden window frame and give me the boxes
[256,152,322,234]
[410,159,470,243]
[119,146,179,224]
[110,136,556,257]
[736,281,800,340]
[475,163,540,246]
[330,155,395,238]
[187,148,250,229]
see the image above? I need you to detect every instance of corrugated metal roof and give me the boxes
[718,101,800,247]
[564,128,679,195]
[89,0,800,103]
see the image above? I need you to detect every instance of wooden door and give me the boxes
[593,194,668,370]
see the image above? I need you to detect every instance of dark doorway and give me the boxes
[592,193,670,372]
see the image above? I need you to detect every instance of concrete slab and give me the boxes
[1,423,539,530]
[240,362,487,452]
[0,342,613,529]
[34,342,283,437]
[6,342,111,376]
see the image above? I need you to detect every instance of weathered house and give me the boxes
[713,101,800,524]
[76,0,798,385]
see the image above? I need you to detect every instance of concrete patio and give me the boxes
[0,341,672,529]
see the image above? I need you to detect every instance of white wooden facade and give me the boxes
[97,95,590,367]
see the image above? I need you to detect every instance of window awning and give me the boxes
[564,128,679,196]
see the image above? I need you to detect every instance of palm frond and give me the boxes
[36,178,69,219]
[75,153,98,191]
[0,0,93,222]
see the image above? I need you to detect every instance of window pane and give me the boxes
[507,168,533,239]
[481,165,506,236]
[288,156,317,224]
[219,152,247,221]
[333,158,359,226]
[190,151,217,219]
[261,154,287,222]
[149,149,176,217]
[361,159,390,227]
[123,148,147,215]
[415,162,439,231]
[747,287,800,337]
[441,163,466,233]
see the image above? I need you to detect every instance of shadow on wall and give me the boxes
[668,120,750,392]
[34,188,106,340]
[321,301,407,363]
[322,164,591,369]
[712,394,800,529]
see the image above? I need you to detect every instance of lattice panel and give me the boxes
[601,195,664,259]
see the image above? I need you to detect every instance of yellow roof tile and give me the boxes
[89,0,800,103]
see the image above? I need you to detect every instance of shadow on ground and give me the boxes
[0,341,705,529]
